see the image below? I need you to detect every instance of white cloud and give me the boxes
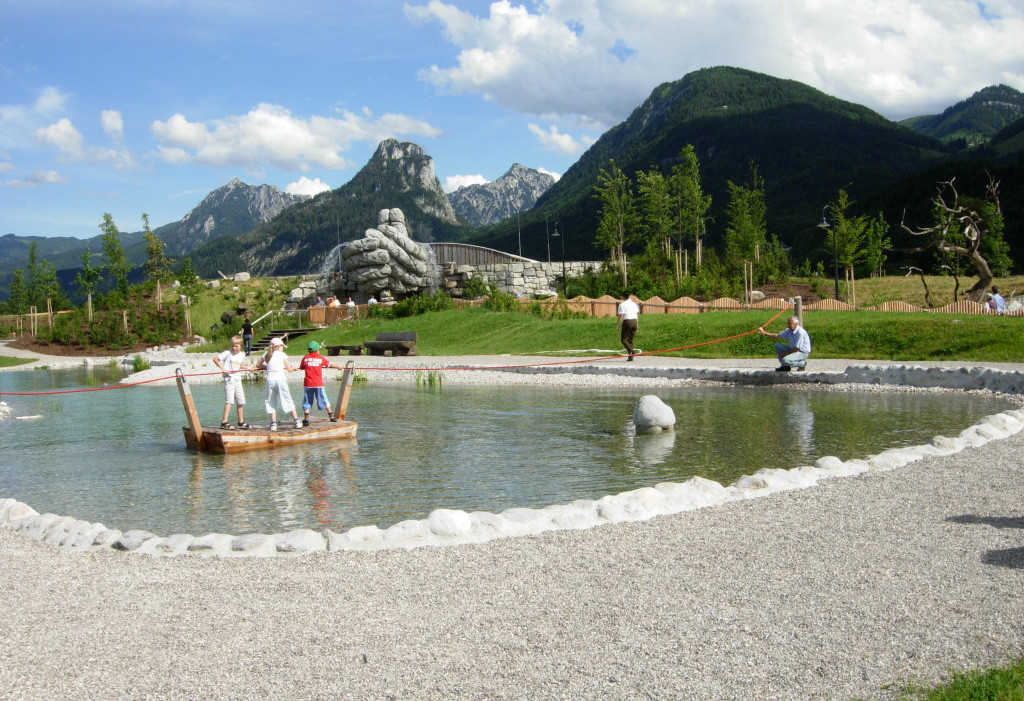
[527,123,592,156]
[443,173,488,192]
[35,118,84,157]
[34,117,136,169]
[286,176,332,197]
[0,87,68,148]
[101,110,125,143]
[407,0,1024,125]
[3,170,67,188]
[537,167,561,182]
[151,103,443,171]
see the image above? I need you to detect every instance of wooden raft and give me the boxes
[177,362,358,454]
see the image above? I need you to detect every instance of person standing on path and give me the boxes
[240,317,254,356]
[615,293,640,361]
[212,335,251,429]
[298,341,339,425]
[256,337,300,431]
[759,315,811,371]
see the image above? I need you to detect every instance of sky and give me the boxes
[2,0,1023,240]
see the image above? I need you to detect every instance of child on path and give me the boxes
[298,341,339,425]
[256,336,300,431]
[212,336,251,429]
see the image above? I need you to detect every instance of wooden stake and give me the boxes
[176,368,205,450]
[335,360,355,421]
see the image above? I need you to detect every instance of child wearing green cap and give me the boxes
[298,341,339,426]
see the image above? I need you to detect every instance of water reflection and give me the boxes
[0,368,1014,536]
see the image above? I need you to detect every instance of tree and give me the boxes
[862,213,891,278]
[667,145,711,264]
[142,213,173,282]
[900,176,1006,302]
[635,169,672,256]
[177,256,203,303]
[99,213,130,297]
[723,162,768,270]
[592,160,638,287]
[74,247,104,321]
[826,190,868,271]
[6,269,27,315]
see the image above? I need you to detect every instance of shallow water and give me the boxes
[0,367,1012,536]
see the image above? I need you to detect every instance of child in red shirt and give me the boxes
[298,341,339,425]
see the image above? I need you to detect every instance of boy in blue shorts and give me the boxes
[298,341,339,426]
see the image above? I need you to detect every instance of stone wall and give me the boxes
[442,261,598,298]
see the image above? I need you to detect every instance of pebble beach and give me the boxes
[1,344,1023,699]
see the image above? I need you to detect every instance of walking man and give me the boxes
[615,293,640,361]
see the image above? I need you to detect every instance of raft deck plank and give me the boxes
[183,416,357,454]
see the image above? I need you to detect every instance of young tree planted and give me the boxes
[74,247,104,321]
[592,160,638,287]
[99,213,130,297]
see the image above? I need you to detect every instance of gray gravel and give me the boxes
[2,350,1023,699]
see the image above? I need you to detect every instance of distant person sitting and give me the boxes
[759,315,811,372]
[328,296,341,308]
[988,285,1006,314]
[314,296,326,307]
[367,295,378,305]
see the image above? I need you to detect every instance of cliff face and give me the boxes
[448,164,555,226]
[155,178,307,256]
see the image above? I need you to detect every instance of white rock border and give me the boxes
[3,364,1024,557]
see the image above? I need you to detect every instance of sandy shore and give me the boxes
[2,343,1023,699]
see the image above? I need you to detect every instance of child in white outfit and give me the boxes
[213,336,251,429]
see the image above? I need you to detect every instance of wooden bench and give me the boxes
[323,344,363,356]
[363,331,418,356]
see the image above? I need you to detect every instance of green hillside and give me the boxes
[469,66,947,264]
[901,85,1024,147]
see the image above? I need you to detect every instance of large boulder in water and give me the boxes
[633,395,676,434]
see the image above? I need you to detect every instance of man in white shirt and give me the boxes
[615,294,640,361]
[759,315,811,371]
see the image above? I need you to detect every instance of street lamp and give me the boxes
[545,217,551,263]
[818,205,840,300]
[552,220,566,297]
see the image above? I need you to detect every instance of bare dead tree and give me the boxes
[898,176,1002,303]
[902,266,932,308]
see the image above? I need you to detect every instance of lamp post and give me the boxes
[552,220,566,297]
[818,205,840,300]
[545,217,551,263]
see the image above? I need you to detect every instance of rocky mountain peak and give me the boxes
[368,139,458,224]
[448,164,555,227]
[157,178,307,256]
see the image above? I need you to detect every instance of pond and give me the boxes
[0,366,1013,536]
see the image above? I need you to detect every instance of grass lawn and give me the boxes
[0,356,33,368]
[259,307,1022,364]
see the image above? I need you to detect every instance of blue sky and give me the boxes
[2,0,1023,239]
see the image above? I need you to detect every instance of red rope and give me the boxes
[1,306,792,396]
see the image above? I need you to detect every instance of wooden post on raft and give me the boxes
[176,368,205,449]
[335,360,355,421]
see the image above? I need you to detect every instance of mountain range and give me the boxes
[2,65,1023,298]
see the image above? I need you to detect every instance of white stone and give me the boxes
[187,533,235,556]
[230,533,276,556]
[113,530,160,551]
[275,529,327,553]
[427,509,473,537]
[233,272,251,282]
[632,395,676,433]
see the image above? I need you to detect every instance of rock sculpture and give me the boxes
[341,208,433,297]
[632,395,676,434]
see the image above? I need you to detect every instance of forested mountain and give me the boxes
[469,65,953,263]
[901,85,1024,147]
[187,140,465,277]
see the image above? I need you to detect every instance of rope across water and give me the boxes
[1,306,791,397]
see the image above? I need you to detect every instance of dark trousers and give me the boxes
[620,319,638,355]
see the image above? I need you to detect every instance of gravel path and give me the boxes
[2,345,1023,699]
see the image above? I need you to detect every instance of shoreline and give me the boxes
[2,344,1023,698]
